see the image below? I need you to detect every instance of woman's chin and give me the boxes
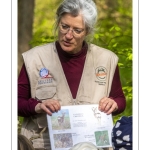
[61,45,74,53]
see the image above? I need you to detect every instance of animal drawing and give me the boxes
[99,133,108,145]
[57,111,65,127]
[60,135,69,148]
[92,107,101,124]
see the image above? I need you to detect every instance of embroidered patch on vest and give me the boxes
[38,78,53,85]
[39,68,53,78]
[38,68,53,85]
[95,66,107,85]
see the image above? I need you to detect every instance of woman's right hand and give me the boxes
[35,99,61,115]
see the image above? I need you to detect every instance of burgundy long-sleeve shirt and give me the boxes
[18,41,126,117]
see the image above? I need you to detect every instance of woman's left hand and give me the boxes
[99,97,118,115]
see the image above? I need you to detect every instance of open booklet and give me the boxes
[47,104,114,150]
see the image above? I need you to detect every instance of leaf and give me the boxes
[112,43,118,47]
[94,34,99,39]
[118,63,124,67]
[109,26,115,31]
[115,26,121,31]
[127,53,132,60]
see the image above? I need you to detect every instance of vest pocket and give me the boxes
[36,114,48,128]
[35,86,56,100]
[35,86,57,128]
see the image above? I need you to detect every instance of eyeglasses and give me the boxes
[59,23,85,37]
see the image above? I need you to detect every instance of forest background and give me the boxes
[18,0,132,132]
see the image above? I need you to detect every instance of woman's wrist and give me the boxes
[35,103,42,113]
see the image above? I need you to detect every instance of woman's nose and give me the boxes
[65,29,73,39]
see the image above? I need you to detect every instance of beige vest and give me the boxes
[21,42,118,149]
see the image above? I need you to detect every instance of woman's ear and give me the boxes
[85,28,89,36]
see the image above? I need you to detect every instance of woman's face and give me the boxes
[58,13,87,54]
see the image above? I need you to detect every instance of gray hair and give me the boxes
[55,0,98,36]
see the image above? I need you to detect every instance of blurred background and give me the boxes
[18,0,132,132]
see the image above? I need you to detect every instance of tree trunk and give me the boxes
[18,0,35,74]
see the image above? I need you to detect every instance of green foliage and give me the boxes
[30,0,61,47]
[18,116,24,133]
[92,0,132,123]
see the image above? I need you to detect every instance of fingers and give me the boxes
[40,103,53,115]
[36,99,61,115]
[106,102,118,115]
[43,99,61,112]
[99,97,118,115]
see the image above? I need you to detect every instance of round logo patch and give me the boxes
[95,66,107,81]
[39,68,49,78]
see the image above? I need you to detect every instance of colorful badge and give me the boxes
[39,68,49,78]
[95,66,107,81]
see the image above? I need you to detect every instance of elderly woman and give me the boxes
[18,0,126,149]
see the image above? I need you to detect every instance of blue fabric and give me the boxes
[112,116,132,150]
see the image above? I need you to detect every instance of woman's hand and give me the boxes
[99,97,118,115]
[35,99,61,115]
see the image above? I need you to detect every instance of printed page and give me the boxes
[47,104,113,150]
